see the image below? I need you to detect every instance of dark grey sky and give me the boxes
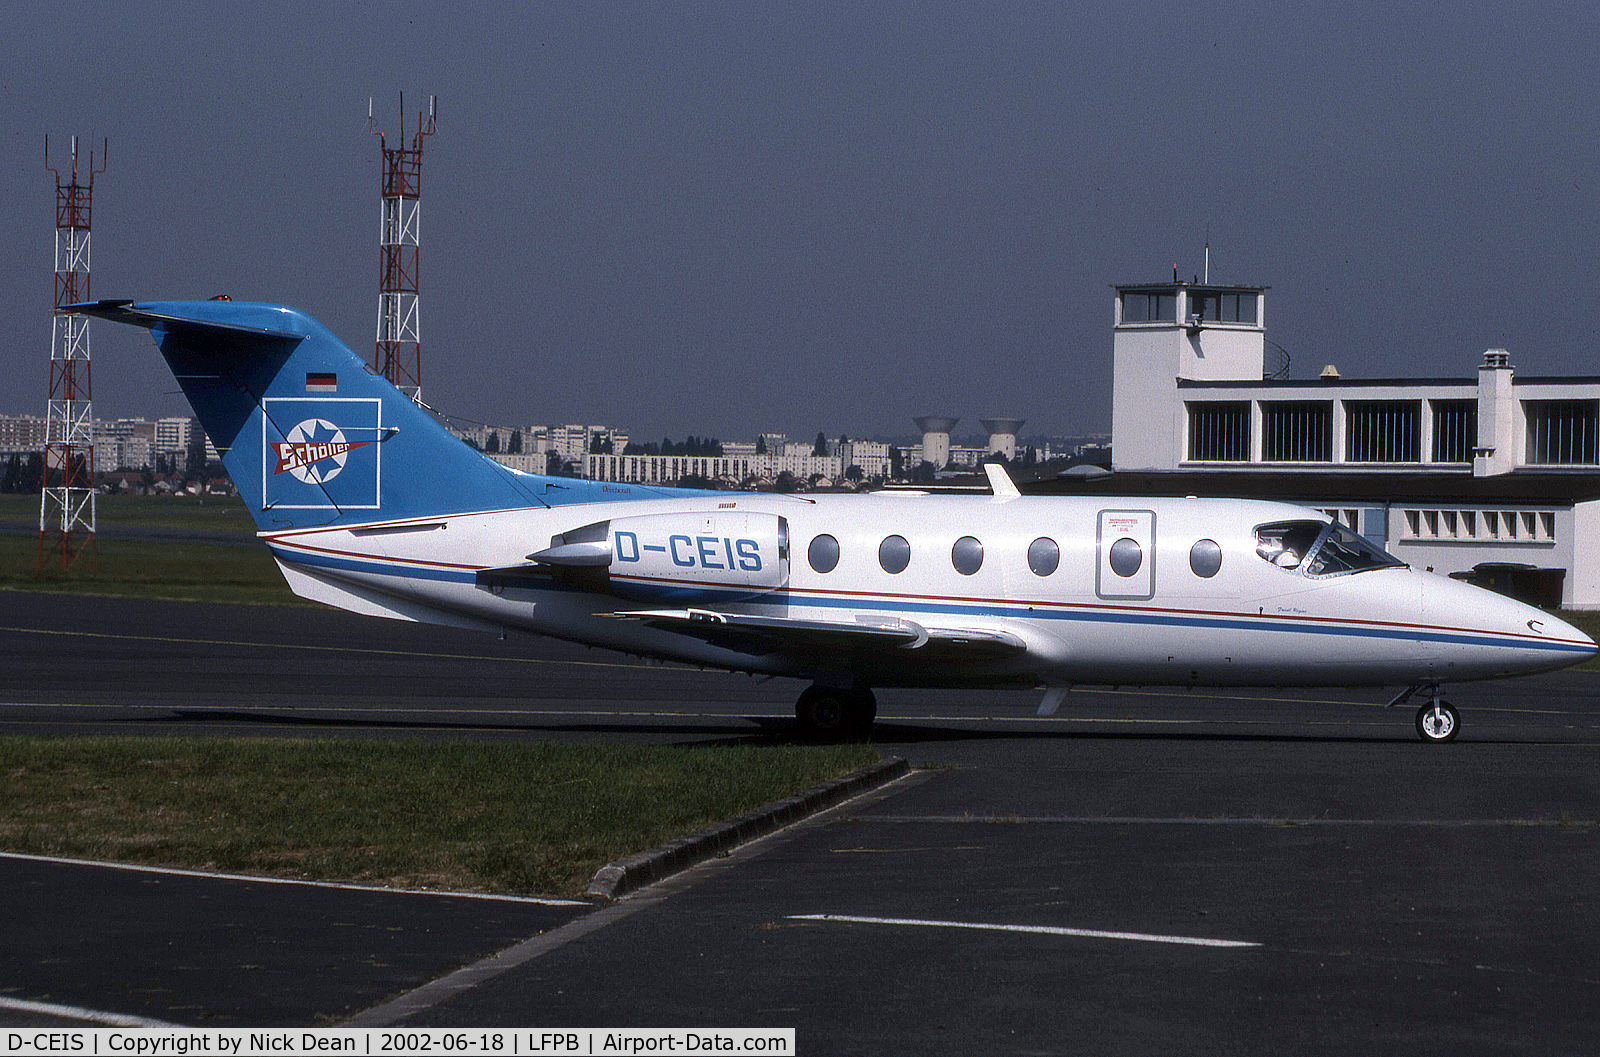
[3,1,1597,442]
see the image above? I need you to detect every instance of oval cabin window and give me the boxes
[1189,539,1223,578]
[1028,537,1059,576]
[808,534,840,574]
[1108,537,1143,578]
[951,536,984,576]
[879,535,911,574]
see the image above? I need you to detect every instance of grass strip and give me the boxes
[0,736,880,897]
[0,493,256,533]
[0,533,300,605]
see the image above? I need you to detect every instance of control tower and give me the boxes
[1111,280,1267,470]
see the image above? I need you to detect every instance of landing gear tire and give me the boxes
[1415,700,1460,743]
[795,686,876,741]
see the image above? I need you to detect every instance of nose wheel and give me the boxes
[1415,698,1460,742]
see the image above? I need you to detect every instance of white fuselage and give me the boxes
[262,491,1594,691]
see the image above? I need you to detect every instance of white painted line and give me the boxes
[789,913,1260,949]
[0,995,183,1027]
[858,815,1595,827]
[0,852,588,906]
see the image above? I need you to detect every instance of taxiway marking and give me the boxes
[0,995,183,1028]
[0,851,589,905]
[0,623,675,673]
[788,913,1260,948]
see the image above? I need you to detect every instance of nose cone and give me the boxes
[1420,574,1598,678]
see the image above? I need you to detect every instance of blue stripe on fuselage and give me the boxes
[269,547,1593,656]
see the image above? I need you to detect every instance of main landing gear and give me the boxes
[1393,685,1460,743]
[795,685,877,741]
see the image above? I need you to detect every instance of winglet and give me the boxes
[984,462,1021,498]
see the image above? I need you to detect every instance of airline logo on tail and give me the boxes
[262,398,382,510]
[273,419,373,484]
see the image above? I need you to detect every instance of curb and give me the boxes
[585,756,911,901]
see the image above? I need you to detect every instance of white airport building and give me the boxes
[1034,279,1600,607]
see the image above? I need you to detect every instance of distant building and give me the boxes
[0,414,47,454]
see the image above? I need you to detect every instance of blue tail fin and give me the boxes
[70,299,599,531]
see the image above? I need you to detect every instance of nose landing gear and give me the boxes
[1390,685,1461,742]
[1416,686,1460,743]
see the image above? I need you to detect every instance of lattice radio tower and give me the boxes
[40,135,105,571]
[369,94,436,403]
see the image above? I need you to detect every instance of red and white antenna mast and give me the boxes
[40,134,104,571]
[369,93,436,403]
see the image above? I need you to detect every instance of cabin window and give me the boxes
[808,534,839,574]
[1107,537,1142,577]
[879,535,911,574]
[1189,539,1222,578]
[1027,537,1059,576]
[951,536,984,575]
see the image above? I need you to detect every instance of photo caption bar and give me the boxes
[1,1029,795,1057]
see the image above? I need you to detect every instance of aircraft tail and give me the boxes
[68,299,578,531]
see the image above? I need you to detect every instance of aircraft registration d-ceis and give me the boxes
[70,299,1596,742]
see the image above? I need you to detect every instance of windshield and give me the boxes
[1255,519,1406,577]
[1304,522,1406,576]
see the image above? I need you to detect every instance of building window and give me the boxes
[1187,290,1258,324]
[1261,402,1332,462]
[1346,401,1420,463]
[1431,400,1477,463]
[1399,507,1557,543]
[1187,402,1250,462]
[1120,291,1177,323]
[1526,401,1600,465]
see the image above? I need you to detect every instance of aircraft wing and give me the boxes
[614,608,1027,661]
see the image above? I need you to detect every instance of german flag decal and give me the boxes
[306,372,337,392]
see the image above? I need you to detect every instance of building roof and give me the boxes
[1019,469,1600,505]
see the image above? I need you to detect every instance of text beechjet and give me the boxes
[72,299,1596,742]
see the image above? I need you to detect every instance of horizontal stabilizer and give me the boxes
[61,300,305,339]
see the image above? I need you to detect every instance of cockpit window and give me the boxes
[1254,521,1324,570]
[1255,519,1406,577]
[1304,523,1406,576]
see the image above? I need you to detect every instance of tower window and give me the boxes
[1121,291,1177,323]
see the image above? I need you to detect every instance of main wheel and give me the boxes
[1415,700,1460,742]
[795,686,875,741]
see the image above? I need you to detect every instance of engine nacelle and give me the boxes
[531,511,790,602]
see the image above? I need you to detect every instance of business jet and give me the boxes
[70,299,1596,742]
